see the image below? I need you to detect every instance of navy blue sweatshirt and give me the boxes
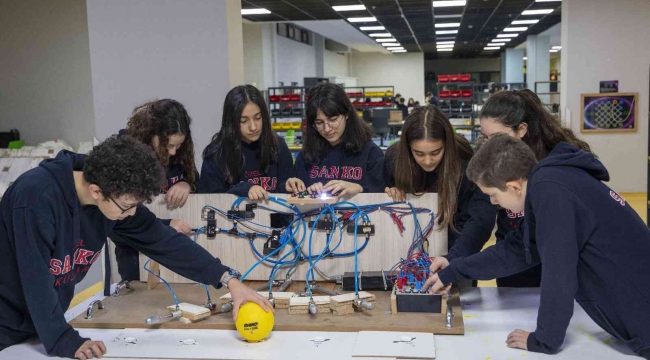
[383,144,496,252]
[438,142,650,356]
[198,135,294,196]
[0,151,229,358]
[295,140,385,193]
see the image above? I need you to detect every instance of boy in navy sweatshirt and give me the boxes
[0,136,271,359]
[425,134,650,358]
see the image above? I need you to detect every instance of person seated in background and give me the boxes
[407,98,415,107]
[396,97,409,119]
[0,136,272,359]
[425,134,650,359]
[425,91,438,105]
[394,93,402,106]
[198,85,297,197]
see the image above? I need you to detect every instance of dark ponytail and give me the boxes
[480,89,593,159]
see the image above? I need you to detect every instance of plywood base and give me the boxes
[70,281,464,335]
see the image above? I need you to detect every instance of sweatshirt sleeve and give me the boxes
[437,219,540,285]
[294,150,310,185]
[111,205,230,288]
[382,145,397,188]
[198,155,252,197]
[275,138,296,193]
[444,183,497,261]
[362,144,386,193]
[11,207,88,358]
[526,181,595,354]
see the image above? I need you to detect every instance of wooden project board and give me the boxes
[135,193,446,282]
[70,282,464,335]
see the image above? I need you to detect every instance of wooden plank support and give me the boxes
[288,296,331,315]
[166,302,211,323]
[329,291,376,316]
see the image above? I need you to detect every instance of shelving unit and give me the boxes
[344,86,395,109]
[437,75,477,144]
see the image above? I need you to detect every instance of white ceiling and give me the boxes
[291,20,390,54]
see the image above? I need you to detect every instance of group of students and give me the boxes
[0,82,648,359]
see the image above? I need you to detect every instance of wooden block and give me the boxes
[167,302,210,321]
[286,195,338,205]
[146,261,160,290]
[288,296,331,315]
[288,304,331,315]
[391,287,398,315]
[330,291,375,316]
[331,303,354,315]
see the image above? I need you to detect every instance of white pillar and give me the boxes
[505,48,525,84]
[526,34,551,104]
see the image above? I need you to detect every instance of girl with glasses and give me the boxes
[198,85,295,200]
[383,105,496,260]
[288,83,385,197]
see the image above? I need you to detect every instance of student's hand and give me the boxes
[506,329,530,350]
[385,187,406,202]
[169,219,192,235]
[248,185,269,201]
[307,182,325,195]
[423,273,451,295]
[75,340,107,359]
[324,180,363,197]
[228,278,274,321]
[429,257,450,273]
[286,178,306,193]
[166,181,191,210]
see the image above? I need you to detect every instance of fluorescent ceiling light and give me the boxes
[487,43,504,47]
[492,38,511,42]
[497,33,519,38]
[552,45,562,50]
[387,47,404,50]
[435,22,460,28]
[241,8,271,15]
[504,27,528,32]
[522,9,554,15]
[381,42,401,47]
[484,47,500,50]
[369,33,392,37]
[535,0,561,2]
[436,44,454,48]
[437,37,456,40]
[523,57,528,60]
[376,38,397,42]
[438,48,454,52]
[360,26,385,30]
[435,14,462,18]
[550,49,559,52]
[392,50,407,53]
[436,41,455,44]
[436,30,459,35]
[433,1,467,7]
[332,5,366,11]
[512,19,539,25]
[348,17,376,22]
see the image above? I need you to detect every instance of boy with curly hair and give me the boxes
[0,136,271,359]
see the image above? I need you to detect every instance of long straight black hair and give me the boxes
[302,83,373,164]
[203,85,279,184]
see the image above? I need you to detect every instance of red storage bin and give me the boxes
[279,95,291,102]
[370,102,381,106]
[438,75,449,82]
[450,90,461,98]
[352,101,363,108]
[449,74,460,82]
[439,91,450,98]
[290,94,300,102]
[459,74,471,82]
[385,101,393,106]
[269,95,280,102]
[305,94,309,101]
[461,90,473,98]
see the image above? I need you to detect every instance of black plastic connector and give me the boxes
[206,210,217,238]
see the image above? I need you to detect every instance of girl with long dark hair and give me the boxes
[199,85,296,198]
[289,83,385,197]
[430,89,594,287]
[383,105,496,255]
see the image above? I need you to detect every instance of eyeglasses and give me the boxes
[109,196,139,214]
[313,116,343,131]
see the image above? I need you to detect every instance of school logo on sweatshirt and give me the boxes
[245,170,277,191]
[506,209,525,218]
[162,174,185,193]
[49,239,102,287]
[609,190,626,206]
[309,166,363,180]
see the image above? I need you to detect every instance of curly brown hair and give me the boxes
[125,99,197,187]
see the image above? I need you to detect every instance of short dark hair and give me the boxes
[466,133,537,191]
[84,135,165,202]
[303,83,373,164]
[399,97,405,104]
[425,92,433,97]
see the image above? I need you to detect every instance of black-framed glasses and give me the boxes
[108,197,139,214]
[313,116,343,131]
